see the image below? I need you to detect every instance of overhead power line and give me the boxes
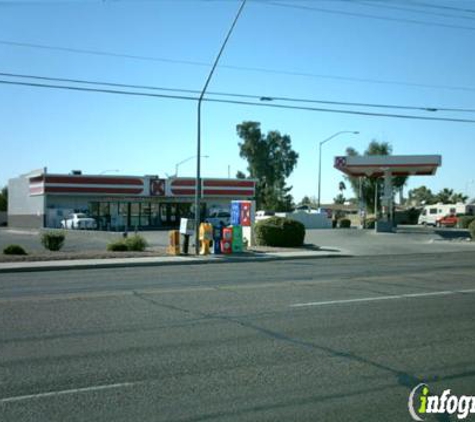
[0,40,210,67]
[350,0,475,21]
[2,39,475,93]
[407,0,475,15]
[1,78,475,124]
[257,0,475,31]
[2,71,475,113]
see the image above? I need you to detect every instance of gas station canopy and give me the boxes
[334,155,442,177]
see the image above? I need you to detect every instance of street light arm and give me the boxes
[176,155,209,176]
[317,130,359,208]
[320,130,359,147]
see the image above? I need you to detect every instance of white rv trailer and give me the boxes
[418,203,475,226]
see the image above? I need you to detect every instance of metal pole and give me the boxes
[374,179,378,217]
[194,0,247,255]
[317,142,323,209]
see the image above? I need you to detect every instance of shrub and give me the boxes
[469,220,475,240]
[395,208,421,225]
[107,240,129,252]
[458,215,475,229]
[338,218,351,228]
[364,218,376,229]
[254,216,305,247]
[125,234,148,252]
[41,231,65,251]
[3,244,27,255]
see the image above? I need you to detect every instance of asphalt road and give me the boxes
[1,252,475,421]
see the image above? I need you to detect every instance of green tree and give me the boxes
[0,186,7,211]
[432,189,468,204]
[334,181,347,204]
[408,185,436,206]
[345,141,408,213]
[448,191,468,204]
[235,170,247,179]
[408,186,468,205]
[333,193,346,204]
[236,121,298,211]
[298,195,317,208]
[434,188,454,204]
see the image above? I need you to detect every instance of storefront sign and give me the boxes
[150,179,166,196]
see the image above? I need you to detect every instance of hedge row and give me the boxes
[254,217,305,247]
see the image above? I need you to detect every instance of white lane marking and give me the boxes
[290,288,475,308]
[0,381,141,404]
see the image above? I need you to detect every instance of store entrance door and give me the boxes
[159,203,178,227]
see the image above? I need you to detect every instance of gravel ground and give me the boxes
[0,244,318,263]
[0,247,168,262]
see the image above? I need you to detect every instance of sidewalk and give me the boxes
[0,249,350,273]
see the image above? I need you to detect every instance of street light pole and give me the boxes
[317,131,359,209]
[194,0,246,255]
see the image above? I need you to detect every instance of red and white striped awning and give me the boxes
[334,155,442,177]
[29,173,256,199]
[168,178,256,198]
[29,175,144,196]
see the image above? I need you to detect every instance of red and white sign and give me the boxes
[240,201,251,226]
[150,179,166,196]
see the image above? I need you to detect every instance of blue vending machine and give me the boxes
[231,201,241,226]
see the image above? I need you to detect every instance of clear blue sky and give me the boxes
[1,0,475,203]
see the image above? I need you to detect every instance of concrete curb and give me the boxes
[0,251,353,273]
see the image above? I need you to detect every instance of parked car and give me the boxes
[436,214,458,228]
[61,213,97,230]
[205,211,231,227]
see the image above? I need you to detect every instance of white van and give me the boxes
[418,203,475,226]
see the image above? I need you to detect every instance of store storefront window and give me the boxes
[141,203,151,227]
[89,202,100,218]
[87,200,202,230]
[130,203,140,229]
[151,203,161,227]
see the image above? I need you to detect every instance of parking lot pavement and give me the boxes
[304,225,473,256]
[0,226,473,259]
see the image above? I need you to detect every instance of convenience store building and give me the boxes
[8,168,256,230]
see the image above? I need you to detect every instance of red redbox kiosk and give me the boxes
[221,227,233,254]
